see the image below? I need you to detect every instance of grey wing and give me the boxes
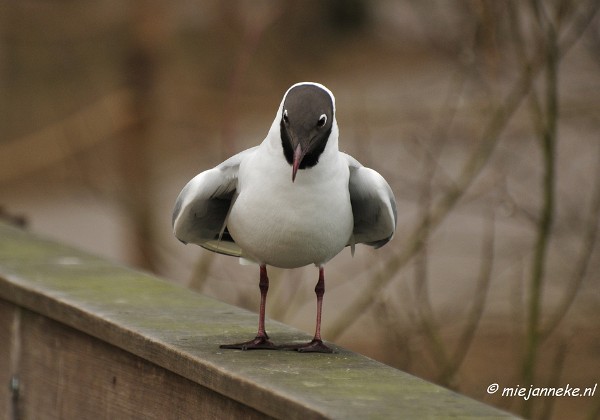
[172,147,257,257]
[344,153,397,248]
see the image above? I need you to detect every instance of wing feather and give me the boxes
[343,153,397,248]
[172,147,258,257]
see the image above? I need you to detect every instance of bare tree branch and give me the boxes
[540,143,600,340]
[444,208,495,386]
[520,2,559,408]
[328,14,547,341]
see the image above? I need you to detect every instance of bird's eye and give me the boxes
[317,114,327,127]
[283,109,289,123]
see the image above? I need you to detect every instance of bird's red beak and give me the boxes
[292,143,304,182]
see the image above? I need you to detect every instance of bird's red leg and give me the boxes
[279,266,334,353]
[220,265,277,350]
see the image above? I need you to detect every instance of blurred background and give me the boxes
[1,1,599,418]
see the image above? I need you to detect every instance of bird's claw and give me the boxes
[278,339,335,353]
[220,335,278,350]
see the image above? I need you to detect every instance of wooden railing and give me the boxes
[0,222,515,419]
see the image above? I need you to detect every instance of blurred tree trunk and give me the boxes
[120,1,167,271]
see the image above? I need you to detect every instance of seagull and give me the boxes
[172,82,397,353]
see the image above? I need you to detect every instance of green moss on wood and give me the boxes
[0,223,515,419]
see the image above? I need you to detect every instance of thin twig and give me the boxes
[444,208,496,386]
[521,6,559,414]
[413,151,450,381]
[220,6,282,158]
[537,337,569,420]
[540,143,600,340]
[188,251,216,292]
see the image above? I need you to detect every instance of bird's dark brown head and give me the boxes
[280,84,334,182]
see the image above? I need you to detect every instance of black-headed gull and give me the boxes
[173,82,397,353]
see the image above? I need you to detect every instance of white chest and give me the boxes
[227,148,353,268]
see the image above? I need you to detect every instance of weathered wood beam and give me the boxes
[0,222,515,419]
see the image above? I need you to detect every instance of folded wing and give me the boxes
[344,153,397,249]
[172,147,258,257]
